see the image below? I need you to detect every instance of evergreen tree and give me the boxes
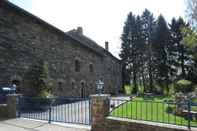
[141,9,155,92]
[153,15,171,93]
[120,12,135,85]
[169,18,190,79]
[135,15,147,91]
[120,13,145,93]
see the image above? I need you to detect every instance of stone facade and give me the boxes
[0,1,122,97]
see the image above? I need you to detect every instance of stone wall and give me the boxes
[0,104,7,118]
[0,1,122,97]
[0,94,19,118]
[104,117,188,131]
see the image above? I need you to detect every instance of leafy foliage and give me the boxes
[186,0,197,27]
[24,59,51,97]
[175,79,192,93]
[120,10,196,95]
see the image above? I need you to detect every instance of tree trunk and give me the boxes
[133,64,138,94]
[180,45,185,78]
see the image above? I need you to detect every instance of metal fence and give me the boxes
[109,99,197,129]
[18,97,91,125]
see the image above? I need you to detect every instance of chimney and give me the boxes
[105,41,109,51]
[77,27,83,35]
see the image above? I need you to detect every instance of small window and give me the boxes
[71,81,75,88]
[75,59,80,72]
[89,64,93,73]
[58,82,63,91]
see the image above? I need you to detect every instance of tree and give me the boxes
[120,12,135,85]
[141,9,155,92]
[186,0,197,27]
[120,13,145,94]
[24,59,50,97]
[153,15,171,94]
[185,0,197,84]
[169,18,190,79]
[182,26,197,83]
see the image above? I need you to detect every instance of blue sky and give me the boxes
[9,0,186,58]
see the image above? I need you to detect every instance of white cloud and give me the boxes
[9,0,185,58]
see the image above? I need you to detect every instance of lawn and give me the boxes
[110,97,197,127]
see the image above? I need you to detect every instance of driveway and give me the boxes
[19,97,130,124]
[20,100,90,125]
[0,118,91,131]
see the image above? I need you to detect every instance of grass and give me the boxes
[110,97,197,127]
[124,84,145,95]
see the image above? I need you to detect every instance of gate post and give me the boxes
[6,94,21,118]
[187,100,191,129]
[90,94,110,131]
[49,106,52,124]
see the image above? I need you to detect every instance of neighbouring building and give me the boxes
[0,0,122,97]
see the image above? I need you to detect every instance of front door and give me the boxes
[81,82,85,98]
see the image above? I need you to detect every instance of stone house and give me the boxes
[0,1,122,97]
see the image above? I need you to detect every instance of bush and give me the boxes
[124,85,132,95]
[163,99,175,104]
[24,59,51,97]
[138,85,144,95]
[175,79,192,93]
[166,106,174,114]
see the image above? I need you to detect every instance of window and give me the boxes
[89,64,93,73]
[71,81,75,88]
[81,81,85,98]
[58,82,63,91]
[75,59,80,72]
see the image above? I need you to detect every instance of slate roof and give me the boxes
[67,29,120,61]
[3,0,120,62]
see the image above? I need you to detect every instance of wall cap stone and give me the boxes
[0,104,7,107]
[7,94,22,97]
[90,94,110,98]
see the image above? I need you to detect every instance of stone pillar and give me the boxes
[90,94,110,131]
[6,94,21,118]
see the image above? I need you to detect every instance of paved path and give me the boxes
[110,96,130,111]
[0,118,91,131]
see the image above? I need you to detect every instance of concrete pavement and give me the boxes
[0,118,91,131]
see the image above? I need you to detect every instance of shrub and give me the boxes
[124,85,132,95]
[24,59,51,97]
[166,106,174,114]
[175,79,192,93]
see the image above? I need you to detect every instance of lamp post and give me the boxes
[12,84,16,94]
[96,80,104,95]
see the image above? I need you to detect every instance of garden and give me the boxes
[111,80,197,127]
[110,97,197,127]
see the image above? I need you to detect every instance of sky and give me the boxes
[9,0,186,58]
